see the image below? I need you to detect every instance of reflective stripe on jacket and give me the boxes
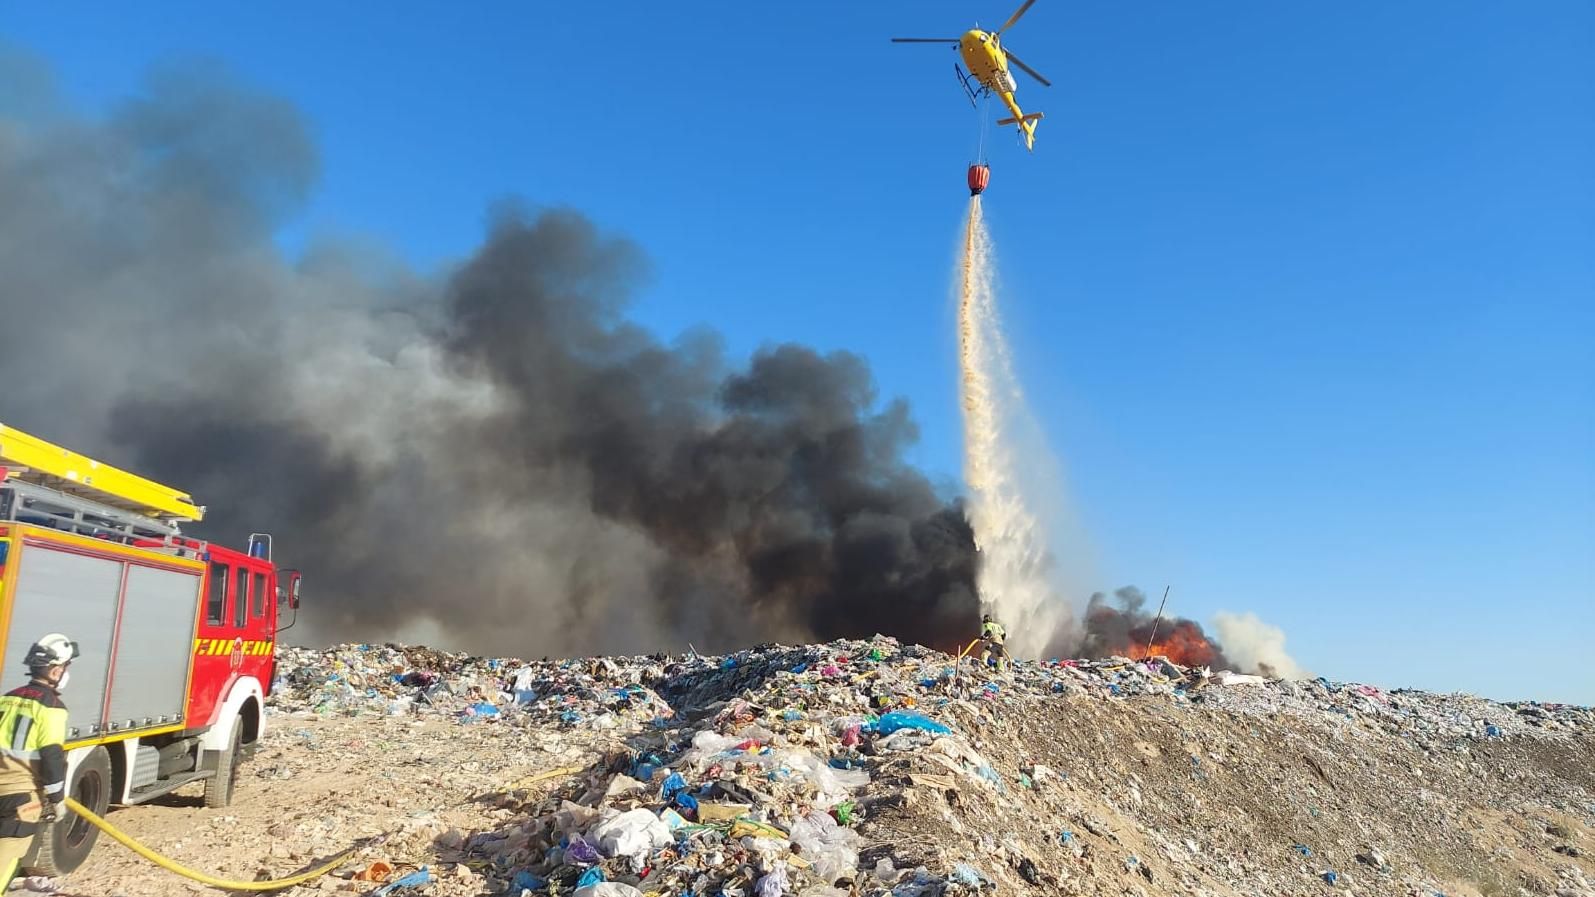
[0,683,67,798]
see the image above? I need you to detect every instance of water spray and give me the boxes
[955,179,1069,657]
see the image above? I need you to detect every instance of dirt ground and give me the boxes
[55,713,610,896]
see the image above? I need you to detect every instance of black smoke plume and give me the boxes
[1078,587,1233,669]
[0,51,978,657]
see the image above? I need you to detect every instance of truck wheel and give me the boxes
[204,718,242,809]
[27,745,111,876]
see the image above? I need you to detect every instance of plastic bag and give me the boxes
[737,723,777,745]
[511,871,547,892]
[755,864,791,896]
[555,800,601,835]
[789,810,861,884]
[660,771,689,801]
[591,808,673,864]
[745,750,867,809]
[874,711,952,736]
[950,863,990,888]
[876,730,933,753]
[564,834,602,865]
[689,731,746,756]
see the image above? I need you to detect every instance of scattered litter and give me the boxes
[233,639,1595,897]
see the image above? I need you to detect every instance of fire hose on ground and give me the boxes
[52,765,582,891]
[62,796,354,890]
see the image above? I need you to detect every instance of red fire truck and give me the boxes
[0,423,300,874]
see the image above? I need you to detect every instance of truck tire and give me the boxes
[27,745,111,876]
[203,718,242,809]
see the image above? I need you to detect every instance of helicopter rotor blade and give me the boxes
[995,0,1037,35]
[1004,48,1052,87]
[891,38,961,43]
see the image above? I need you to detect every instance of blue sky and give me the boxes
[5,2,1591,702]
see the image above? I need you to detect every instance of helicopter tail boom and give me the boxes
[995,111,1042,151]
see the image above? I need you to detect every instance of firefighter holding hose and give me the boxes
[0,633,78,889]
[978,613,1010,672]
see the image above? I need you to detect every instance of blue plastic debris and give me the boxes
[661,771,688,801]
[577,867,606,888]
[1485,724,1502,737]
[368,866,430,896]
[1322,870,1339,885]
[631,753,664,782]
[873,711,953,736]
[950,863,990,887]
[1293,844,1313,857]
[510,870,547,892]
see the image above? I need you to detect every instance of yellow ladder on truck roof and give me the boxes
[0,423,204,522]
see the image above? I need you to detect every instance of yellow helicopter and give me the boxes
[892,0,1051,151]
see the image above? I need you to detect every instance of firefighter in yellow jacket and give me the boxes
[0,634,78,889]
[978,613,1010,672]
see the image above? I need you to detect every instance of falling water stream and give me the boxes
[957,197,1068,657]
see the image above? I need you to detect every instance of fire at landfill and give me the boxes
[1080,587,1233,669]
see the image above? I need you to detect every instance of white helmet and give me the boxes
[24,633,79,671]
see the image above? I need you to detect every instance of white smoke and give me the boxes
[1212,611,1309,679]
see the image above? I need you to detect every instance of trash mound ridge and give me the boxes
[268,637,1595,897]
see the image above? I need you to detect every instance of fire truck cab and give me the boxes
[0,424,298,874]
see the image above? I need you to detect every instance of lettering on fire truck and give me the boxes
[193,637,273,656]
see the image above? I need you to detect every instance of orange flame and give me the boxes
[1127,621,1221,668]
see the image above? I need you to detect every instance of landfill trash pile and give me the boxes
[271,644,677,732]
[61,639,1593,897]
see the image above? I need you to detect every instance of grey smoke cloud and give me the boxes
[0,50,980,657]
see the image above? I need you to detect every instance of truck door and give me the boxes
[248,568,275,687]
[187,559,237,727]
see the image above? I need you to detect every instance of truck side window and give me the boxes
[252,572,267,618]
[207,563,229,625]
[233,567,249,628]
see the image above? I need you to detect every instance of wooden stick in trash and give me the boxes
[1143,585,1171,658]
[952,637,981,682]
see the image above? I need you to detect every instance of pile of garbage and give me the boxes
[262,638,1592,897]
[273,645,677,731]
[274,641,1592,745]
